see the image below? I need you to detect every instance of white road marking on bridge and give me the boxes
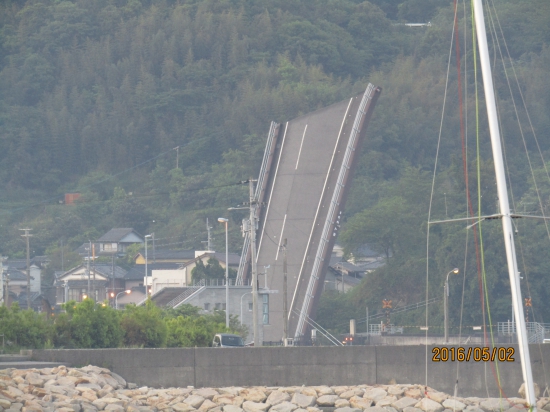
[257,122,289,259]
[295,124,308,170]
[275,214,287,261]
[290,98,354,320]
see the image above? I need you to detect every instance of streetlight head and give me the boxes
[110,292,115,298]
[453,268,459,274]
[125,289,132,294]
[145,234,152,238]
[218,217,229,223]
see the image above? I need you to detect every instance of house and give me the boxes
[6,257,46,293]
[15,292,51,313]
[133,251,241,294]
[124,263,185,291]
[134,249,195,264]
[97,228,144,254]
[74,242,101,259]
[2,268,28,305]
[54,263,127,305]
[195,251,240,268]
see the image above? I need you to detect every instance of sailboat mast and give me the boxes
[473,0,537,408]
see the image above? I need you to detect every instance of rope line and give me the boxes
[425,0,459,390]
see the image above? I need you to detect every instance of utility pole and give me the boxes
[92,243,96,300]
[60,239,64,272]
[5,273,10,307]
[152,233,156,263]
[207,219,212,251]
[87,240,91,297]
[281,239,288,344]
[0,256,5,306]
[366,306,369,344]
[249,179,260,347]
[20,228,33,309]
[175,146,180,169]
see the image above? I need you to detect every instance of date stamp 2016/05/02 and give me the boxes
[432,347,515,362]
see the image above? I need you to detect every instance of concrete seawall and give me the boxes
[31,344,550,397]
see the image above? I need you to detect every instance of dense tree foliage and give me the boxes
[0,300,245,351]
[0,0,549,335]
[191,257,237,283]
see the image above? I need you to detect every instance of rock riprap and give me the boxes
[0,365,548,412]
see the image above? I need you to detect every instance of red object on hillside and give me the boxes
[65,193,81,205]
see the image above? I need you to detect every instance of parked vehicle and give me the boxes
[212,333,245,347]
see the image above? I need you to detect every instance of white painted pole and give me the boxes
[225,220,229,328]
[473,1,536,408]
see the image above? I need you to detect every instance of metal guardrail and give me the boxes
[192,279,250,287]
[173,286,206,309]
[165,286,202,308]
[498,321,550,343]
[368,324,404,335]
[295,84,376,338]
[236,121,278,285]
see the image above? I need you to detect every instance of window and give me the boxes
[69,288,87,302]
[222,303,226,310]
[215,303,221,310]
[248,302,253,311]
[221,335,244,347]
[204,303,210,311]
[262,294,269,324]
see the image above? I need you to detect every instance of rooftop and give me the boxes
[125,263,183,280]
[97,228,143,243]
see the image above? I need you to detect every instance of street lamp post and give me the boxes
[144,234,152,296]
[218,218,229,328]
[116,290,131,310]
[444,268,460,343]
[240,291,252,326]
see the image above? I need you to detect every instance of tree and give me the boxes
[0,303,51,349]
[341,196,409,261]
[120,299,167,347]
[54,299,122,348]
[191,258,237,283]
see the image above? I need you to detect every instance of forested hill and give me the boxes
[1,0,550,325]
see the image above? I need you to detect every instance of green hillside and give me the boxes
[1,0,550,329]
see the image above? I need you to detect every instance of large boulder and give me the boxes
[335,407,362,412]
[186,395,206,408]
[415,398,444,412]
[313,387,334,396]
[480,399,509,412]
[364,389,388,402]
[317,395,339,406]
[393,397,420,411]
[292,393,316,408]
[267,391,291,406]
[442,399,466,410]
[350,396,373,409]
[243,400,271,412]
[196,388,220,400]
[270,401,299,412]
[201,399,220,411]
[518,383,540,399]
[427,393,448,404]
[224,405,245,412]
[241,389,268,403]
